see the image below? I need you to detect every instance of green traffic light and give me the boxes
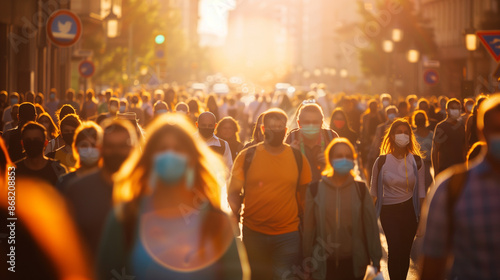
[155,34,165,44]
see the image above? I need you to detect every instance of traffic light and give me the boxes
[155,34,165,45]
[154,34,166,59]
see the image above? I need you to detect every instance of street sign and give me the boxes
[46,10,82,47]
[79,60,95,78]
[477,30,500,62]
[73,49,93,58]
[424,69,439,86]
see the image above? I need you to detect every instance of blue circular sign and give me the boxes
[424,69,439,86]
[46,10,82,47]
[79,60,95,78]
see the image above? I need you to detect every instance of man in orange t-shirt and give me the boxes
[228,108,312,280]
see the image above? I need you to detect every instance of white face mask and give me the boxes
[395,133,410,148]
[78,147,100,166]
[449,109,461,119]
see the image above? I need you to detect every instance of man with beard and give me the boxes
[64,119,137,260]
[15,122,68,185]
[228,108,312,280]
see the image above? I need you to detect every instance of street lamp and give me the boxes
[407,48,420,93]
[382,40,394,53]
[465,30,477,51]
[392,28,403,42]
[104,8,119,38]
[407,49,420,63]
[382,40,394,92]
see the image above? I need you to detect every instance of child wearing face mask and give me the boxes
[302,138,382,280]
[370,119,425,280]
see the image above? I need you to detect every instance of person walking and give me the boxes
[302,138,382,280]
[420,94,500,280]
[228,108,312,280]
[370,118,425,280]
[97,114,249,280]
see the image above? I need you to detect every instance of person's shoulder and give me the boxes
[69,169,103,188]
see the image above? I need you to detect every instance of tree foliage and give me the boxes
[357,0,437,77]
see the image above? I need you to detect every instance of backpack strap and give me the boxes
[121,198,141,253]
[291,147,303,186]
[309,181,320,198]
[219,138,226,156]
[355,180,367,202]
[355,180,370,257]
[377,154,387,174]
[446,168,468,249]
[413,154,422,170]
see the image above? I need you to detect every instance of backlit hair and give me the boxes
[322,137,357,177]
[112,113,225,209]
[379,118,422,157]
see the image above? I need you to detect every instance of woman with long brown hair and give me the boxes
[370,118,425,280]
[97,114,249,280]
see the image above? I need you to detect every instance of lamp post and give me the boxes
[392,28,403,43]
[104,0,120,38]
[340,69,348,91]
[383,40,394,92]
[463,0,476,98]
[407,48,420,93]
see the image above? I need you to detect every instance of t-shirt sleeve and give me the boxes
[422,179,450,258]
[299,153,312,186]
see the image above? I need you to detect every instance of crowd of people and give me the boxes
[0,84,498,280]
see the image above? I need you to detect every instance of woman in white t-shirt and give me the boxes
[370,118,425,280]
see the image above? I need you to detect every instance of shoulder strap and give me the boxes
[309,181,320,198]
[291,147,303,186]
[219,139,226,156]
[122,199,141,253]
[377,155,387,174]
[446,168,468,247]
[243,146,257,179]
[413,154,422,170]
[355,180,367,202]
[355,180,370,256]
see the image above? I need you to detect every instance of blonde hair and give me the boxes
[379,118,422,157]
[322,137,357,177]
[112,113,226,209]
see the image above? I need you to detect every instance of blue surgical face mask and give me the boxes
[49,93,56,100]
[388,113,396,121]
[382,100,390,107]
[331,158,354,175]
[488,134,500,162]
[119,105,126,113]
[10,98,18,105]
[156,109,168,115]
[153,151,188,186]
[301,124,321,139]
